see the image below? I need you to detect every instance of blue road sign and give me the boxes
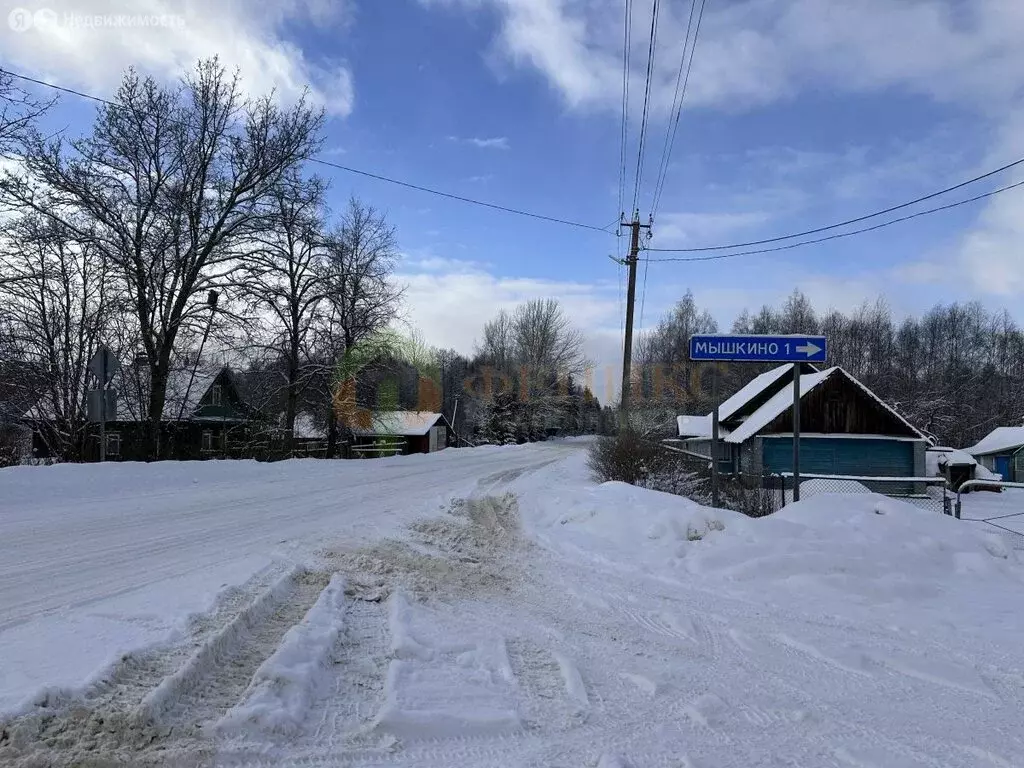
[689,334,827,363]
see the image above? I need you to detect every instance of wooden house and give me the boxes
[677,363,928,490]
[965,427,1024,482]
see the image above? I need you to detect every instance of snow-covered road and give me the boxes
[2,442,1023,767]
[0,442,577,714]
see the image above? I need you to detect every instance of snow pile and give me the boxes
[216,574,346,739]
[513,451,1023,641]
[513,452,742,571]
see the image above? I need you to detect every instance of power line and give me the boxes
[640,178,1024,263]
[0,67,613,235]
[310,158,614,233]
[646,154,1024,252]
[650,0,707,220]
[617,0,633,229]
[631,0,661,215]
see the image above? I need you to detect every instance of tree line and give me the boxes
[0,63,597,463]
[636,289,1024,448]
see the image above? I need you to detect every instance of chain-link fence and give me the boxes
[955,480,1024,551]
[775,472,953,515]
[660,446,956,518]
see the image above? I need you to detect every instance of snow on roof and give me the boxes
[725,369,834,444]
[965,426,1024,456]
[677,414,712,438]
[723,366,926,445]
[928,447,976,466]
[292,412,323,439]
[716,364,793,422]
[351,411,443,437]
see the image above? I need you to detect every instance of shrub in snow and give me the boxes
[587,430,672,486]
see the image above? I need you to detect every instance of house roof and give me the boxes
[725,368,834,444]
[115,365,224,421]
[965,427,1024,456]
[677,414,713,438]
[351,411,444,437]
[292,412,324,439]
[717,364,794,422]
[710,365,926,445]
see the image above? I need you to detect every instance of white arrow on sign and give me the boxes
[795,341,822,357]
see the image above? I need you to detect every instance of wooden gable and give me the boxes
[759,370,920,438]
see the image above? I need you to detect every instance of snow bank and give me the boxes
[512,451,1023,645]
[512,452,743,572]
[215,574,346,739]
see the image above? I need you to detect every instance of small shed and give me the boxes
[926,446,977,490]
[350,411,451,457]
[965,427,1024,482]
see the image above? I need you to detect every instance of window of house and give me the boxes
[210,385,223,406]
[105,432,121,457]
[202,430,213,452]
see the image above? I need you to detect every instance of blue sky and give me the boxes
[3,0,1024,402]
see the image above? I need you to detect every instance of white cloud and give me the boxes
[396,255,624,403]
[0,0,355,115]
[654,211,770,248]
[448,135,510,150]
[426,0,1024,115]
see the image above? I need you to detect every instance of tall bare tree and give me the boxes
[241,171,330,448]
[0,214,110,459]
[0,59,324,456]
[315,198,404,455]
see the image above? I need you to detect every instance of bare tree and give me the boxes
[318,197,404,455]
[0,59,324,456]
[0,70,52,158]
[240,171,330,448]
[0,214,110,459]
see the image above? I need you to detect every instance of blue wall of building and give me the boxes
[762,437,916,478]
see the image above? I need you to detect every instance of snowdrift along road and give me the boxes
[1,441,1022,767]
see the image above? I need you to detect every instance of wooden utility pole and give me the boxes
[619,214,651,424]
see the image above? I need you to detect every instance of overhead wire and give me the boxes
[632,0,663,335]
[646,154,1024,252]
[650,0,707,220]
[640,177,1024,263]
[0,67,613,235]
[617,0,633,235]
[630,0,661,216]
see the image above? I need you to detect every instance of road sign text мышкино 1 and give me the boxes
[688,334,827,363]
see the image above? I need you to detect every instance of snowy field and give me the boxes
[1,441,1023,767]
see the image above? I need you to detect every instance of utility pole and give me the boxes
[619,213,651,425]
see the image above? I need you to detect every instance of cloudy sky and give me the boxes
[2,0,1023,402]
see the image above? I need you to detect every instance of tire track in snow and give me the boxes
[304,596,390,751]
[141,569,333,737]
[0,564,299,764]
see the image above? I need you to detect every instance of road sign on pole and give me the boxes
[88,346,121,385]
[688,334,827,364]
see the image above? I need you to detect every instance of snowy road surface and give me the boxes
[1,441,1023,767]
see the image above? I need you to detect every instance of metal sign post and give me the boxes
[711,364,720,508]
[792,364,801,503]
[87,346,121,462]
